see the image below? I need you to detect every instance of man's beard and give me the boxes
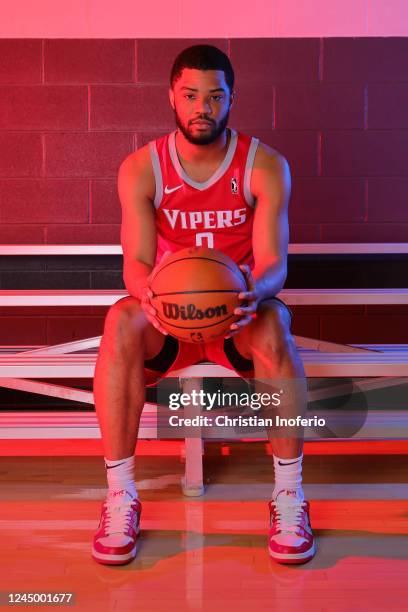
[174,108,230,145]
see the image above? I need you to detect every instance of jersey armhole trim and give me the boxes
[149,140,163,209]
[243,137,259,208]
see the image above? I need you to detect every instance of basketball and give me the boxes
[149,246,247,343]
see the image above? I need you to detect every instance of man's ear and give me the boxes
[229,89,236,109]
[169,87,175,110]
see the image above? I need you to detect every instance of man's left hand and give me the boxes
[225,264,261,338]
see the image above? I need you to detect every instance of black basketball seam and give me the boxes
[152,289,241,297]
[150,255,246,287]
[155,312,236,330]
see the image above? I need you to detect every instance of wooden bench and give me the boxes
[1,243,408,495]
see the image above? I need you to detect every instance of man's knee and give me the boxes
[251,299,294,352]
[103,296,147,346]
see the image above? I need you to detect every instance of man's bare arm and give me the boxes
[118,146,157,300]
[250,144,291,301]
[226,144,290,336]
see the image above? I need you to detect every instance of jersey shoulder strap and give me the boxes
[235,131,259,207]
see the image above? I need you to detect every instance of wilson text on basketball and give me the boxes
[161,302,228,320]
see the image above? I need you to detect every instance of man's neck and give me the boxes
[175,128,230,165]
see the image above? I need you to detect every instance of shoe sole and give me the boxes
[92,527,140,566]
[268,541,316,564]
[92,548,136,565]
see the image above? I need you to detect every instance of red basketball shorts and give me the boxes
[144,297,292,386]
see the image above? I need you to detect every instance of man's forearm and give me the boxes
[123,259,154,300]
[252,262,287,302]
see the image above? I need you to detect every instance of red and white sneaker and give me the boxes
[268,489,316,564]
[92,489,142,565]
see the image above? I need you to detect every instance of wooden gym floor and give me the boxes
[0,440,407,612]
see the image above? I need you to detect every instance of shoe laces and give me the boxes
[271,496,306,535]
[102,491,136,536]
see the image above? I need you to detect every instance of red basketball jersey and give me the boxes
[149,129,259,268]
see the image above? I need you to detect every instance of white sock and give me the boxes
[272,453,304,501]
[104,454,138,499]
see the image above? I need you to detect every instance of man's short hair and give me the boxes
[170,44,235,93]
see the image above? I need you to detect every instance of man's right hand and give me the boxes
[140,283,169,336]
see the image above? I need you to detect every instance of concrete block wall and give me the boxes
[0,38,407,345]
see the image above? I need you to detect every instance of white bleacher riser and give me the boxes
[1,243,408,255]
[0,410,407,440]
[2,288,408,306]
[1,351,408,377]
[1,243,408,495]
[0,245,123,255]
[0,289,125,306]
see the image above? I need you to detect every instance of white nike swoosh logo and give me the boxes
[164,184,183,194]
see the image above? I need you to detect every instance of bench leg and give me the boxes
[180,376,205,496]
[182,437,205,497]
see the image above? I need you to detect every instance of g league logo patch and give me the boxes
[231,177,238,195]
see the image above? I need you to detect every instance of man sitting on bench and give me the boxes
[92,44,315,566]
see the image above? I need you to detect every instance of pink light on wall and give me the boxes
[368,0,408,36]
[0,0,407,38]
[274,0,368,37]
